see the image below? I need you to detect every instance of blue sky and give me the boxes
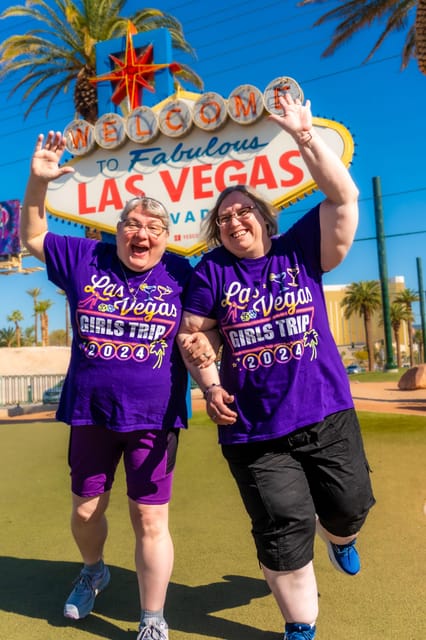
[0,0,425,334]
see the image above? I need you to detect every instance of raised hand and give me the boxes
[31,131,75,182]
[268,93,312,138]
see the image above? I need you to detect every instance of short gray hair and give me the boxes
[120,196,169,229]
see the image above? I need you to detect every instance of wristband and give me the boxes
[203,383,222,399]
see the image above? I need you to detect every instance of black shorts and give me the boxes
[221,409,375,572]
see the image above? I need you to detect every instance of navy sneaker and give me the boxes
[284,622,316,639]
[317,522,360,575]
[64,564,110,619]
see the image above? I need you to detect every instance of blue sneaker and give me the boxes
[327,539,360,575]
[284,622,316,639]
[137,621,169,640]
[63,564,110,619]
[317,522,360,575]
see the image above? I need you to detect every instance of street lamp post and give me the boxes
[416,257,426,363]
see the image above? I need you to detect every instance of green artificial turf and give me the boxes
[0,411,425,639]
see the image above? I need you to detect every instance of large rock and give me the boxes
[398,364,426,390]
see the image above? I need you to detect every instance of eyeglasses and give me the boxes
[215,205,257,227]
[120,219,168,238]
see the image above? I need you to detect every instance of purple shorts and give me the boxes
[68,426,179,504]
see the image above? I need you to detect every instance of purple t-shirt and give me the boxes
[184,205,354,444]
[44,233,192,431]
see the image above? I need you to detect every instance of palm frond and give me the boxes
[298,0,422,72]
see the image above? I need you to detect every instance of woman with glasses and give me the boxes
[178,93,375,640]
[20,132,215,640]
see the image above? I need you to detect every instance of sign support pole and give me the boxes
[372,176,397,371]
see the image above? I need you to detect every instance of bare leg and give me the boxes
[128,499,173,611]
[262,561,318,624]
[70,491,110,564]
[317,519,358,544]
[64,492,111,620]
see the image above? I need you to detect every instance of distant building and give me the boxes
[324,276,409,363]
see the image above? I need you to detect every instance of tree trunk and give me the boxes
[416,0,426,74]
[34,310,38,345]
[407,319,414,366]
[65,298,70,347]
[363,311,375,372]
[393,328,401,368]
[41,312,49,346]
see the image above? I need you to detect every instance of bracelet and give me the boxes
[203,383,222,399]
[296,130,313,146]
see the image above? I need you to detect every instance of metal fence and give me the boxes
[0,374,64,406]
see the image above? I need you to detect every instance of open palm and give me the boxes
[31,132,74,182]
[268,94,312,135]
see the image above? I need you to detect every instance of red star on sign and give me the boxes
[91,22,181,110]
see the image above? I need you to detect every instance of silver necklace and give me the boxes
[119,260,153,302]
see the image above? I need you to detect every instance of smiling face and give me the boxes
[116,204,169,272]
[217,191,272,259]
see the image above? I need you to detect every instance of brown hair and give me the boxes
[201,185,278,247]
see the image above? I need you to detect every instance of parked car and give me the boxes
[42,379,64,405]
[346,364,364,375]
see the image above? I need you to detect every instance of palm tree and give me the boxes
[393,288,419,366]
[341,280,382,372]
[0,326,17,347]
[57,289,71,347]
[413,328,424,362]
[0,1,203,123]
[26,287,41,345]
[22,326,35,347]
[0,1,203,241]
[7,310,24,348]
[35,299,53,347]
[387,302,411,368]
[298,0,426,75]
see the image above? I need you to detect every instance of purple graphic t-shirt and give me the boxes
[44,233,192,431]
[184,205,354,444]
